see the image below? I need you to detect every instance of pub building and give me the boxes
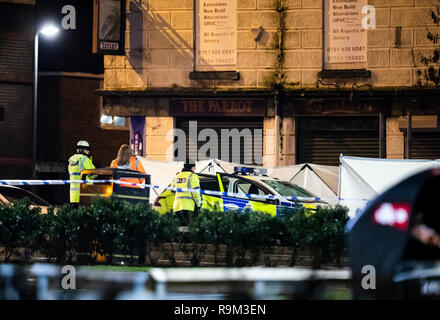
[98,0,440,167]
[100,92,270,165]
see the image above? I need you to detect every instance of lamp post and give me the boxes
[33,24,59,178]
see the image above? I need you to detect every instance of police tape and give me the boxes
[0,179,370,203]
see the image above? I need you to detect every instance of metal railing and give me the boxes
[0,263,352,300]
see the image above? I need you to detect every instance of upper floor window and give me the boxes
[98,80,128,130]
[100,114,128,129]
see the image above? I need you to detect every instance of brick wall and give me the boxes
[0,39,33,75]
[0,84,33,178]
[103,0,440,90]
[58,76,130,168]
[0,2,34,179]
[0,84,33,157]
[38,75,130,169]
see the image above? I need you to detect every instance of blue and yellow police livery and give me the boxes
[153,167,328,217]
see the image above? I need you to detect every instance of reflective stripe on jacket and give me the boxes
[172,171,202,212]
[110,156,146,188]
[68,154,95,203]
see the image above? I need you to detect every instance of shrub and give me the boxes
[222,209,256,267]
[90,197,125,264]
[183,208,223,266]
[39,208,64,263]
[286,205,349,269]
[115,200,157,265]
[0,199,45,263]
[45,204,83,264]
[16,199,46,263]
[0,202,23,262]
[188,208,255,267]
[76,205,102,264]
[247,212,288,266]
[0,197,349,268]
[184,209,216,266]
[148,211,180,266]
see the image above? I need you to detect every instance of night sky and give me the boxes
[36,0,104,74]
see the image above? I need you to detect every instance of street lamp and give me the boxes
[33,23,59,178]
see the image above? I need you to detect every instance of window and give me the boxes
[100,114,129,130]
[221,178,230,191]
[234,180,267,196]
[99,80,129,130]
[200,177,221,192]
[262,180,316,198]
[223,177,277,204]
[225,178,270,198]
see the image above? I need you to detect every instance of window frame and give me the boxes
[98,80,129,131]
[221,174,278,205]
[199,176,222,193]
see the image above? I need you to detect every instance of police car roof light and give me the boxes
[234,166,253,174]
[234,166,267,175]
[254,168,268,175]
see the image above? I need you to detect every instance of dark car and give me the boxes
[348,167,440,299]
[0,185,52,213]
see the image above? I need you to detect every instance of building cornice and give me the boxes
[97,88,274,97]
[98,86,440,98]
[39,72,104,80]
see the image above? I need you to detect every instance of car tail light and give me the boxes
[373,203,411,231]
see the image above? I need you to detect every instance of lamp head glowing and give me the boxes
[39,24,59,37]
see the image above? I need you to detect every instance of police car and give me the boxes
[153,166,328,217]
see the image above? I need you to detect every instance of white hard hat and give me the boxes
[77,140,90,148]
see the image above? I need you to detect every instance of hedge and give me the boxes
[0,197,349,268]
[0,199,45,263]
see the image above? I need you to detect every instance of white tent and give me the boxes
[289,164,339,204]
[138,158,339,204]
[261,164,338,204]
[339,155,440,218]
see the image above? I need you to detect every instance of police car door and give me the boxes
[199,174,224,211]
